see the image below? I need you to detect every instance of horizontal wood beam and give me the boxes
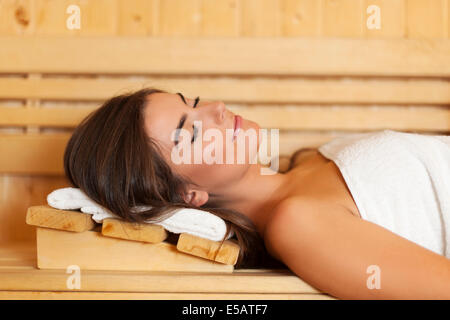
[1,105,448,131]
[0,77,449,104]
[3,129,447,175]
[0,37,449,76]
[0,291,334,300]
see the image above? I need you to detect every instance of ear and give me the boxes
[183,189,209,207]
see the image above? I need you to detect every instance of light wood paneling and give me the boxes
[0,291,334,300]
[0,0,449,38]
[281,0,321,36]
[364,0,406,38]
[1,37,449,76]
[0,176,70,243]
[0,0,35,35]
[158,0,202,36]
[406,0,447,38]
[36,228,234,272]
[322,0,364,37]
[1,104,449,130]
[0,77,449,104]
[117,0,156,36]
[240,0,281,36]
[34,0,118,35]
[0,242,335,299]
[201,0,239,36]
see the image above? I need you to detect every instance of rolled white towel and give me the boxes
[47,187,234,241]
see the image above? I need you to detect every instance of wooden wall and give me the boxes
[0,0,449,244]
[0,0,449,38]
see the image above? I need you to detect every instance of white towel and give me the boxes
[318,129,450,258]
[47,187,234,241]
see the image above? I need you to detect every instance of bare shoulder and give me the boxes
[263,197,450,299]
[263,197,349,261]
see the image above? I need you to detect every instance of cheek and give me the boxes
[227,120,261,164]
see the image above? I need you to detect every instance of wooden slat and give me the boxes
[102,218,168,243]
[36,227,234,273]
[177,233,240,266]
[158,0,202,36]
[0,242,331,296]
[407,0,448,39]
[26,205,96,232]
[0,291,335,300]
[281,0,321,37]
[322,0,364,37]
[1,129,448,174]
[363,0,406,38]
[0,77,449,104]
[0,264,320,294]
[1,104,448,130]
[0,37,449,76]
[241,0,281,37]
[0,133,68,174]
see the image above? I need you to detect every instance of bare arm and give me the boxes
[264,199,450,299]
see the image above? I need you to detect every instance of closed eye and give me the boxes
[191,96,200,143]
[176,93,200,144]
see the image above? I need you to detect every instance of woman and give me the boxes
[64,87,450,299]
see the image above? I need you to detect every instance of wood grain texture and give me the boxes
[1,37,449,76]
[26,205,96,232]
[0,290,335,300]
[0,242,334,299]
[1,77,449,104]
[101,218,168,243]
[177,233,240,265]
[36,227,234,273]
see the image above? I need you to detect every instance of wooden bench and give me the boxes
[0,36,449,300]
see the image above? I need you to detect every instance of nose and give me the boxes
[202,100,226,124]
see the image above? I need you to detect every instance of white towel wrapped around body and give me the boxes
[47,187,234,241]
[318,129,450,258]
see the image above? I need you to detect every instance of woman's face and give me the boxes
[143,92,261,191]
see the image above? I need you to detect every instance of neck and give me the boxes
[211,164,294,236]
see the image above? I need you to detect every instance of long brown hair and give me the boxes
[64,87,283,269]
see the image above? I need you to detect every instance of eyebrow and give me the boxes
[174,93,188,146]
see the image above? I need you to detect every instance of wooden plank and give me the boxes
[0,266,321,294]
[1,77,449,104]
[201,0,239,36]
[364,0,406,38]
[36,227,234,273]
[34,0,118,36]
[177,233,240,266]
[0,175,69,243]
[281,0,321,36]
[240,0,281,36]
[1,37,449,76]
[101,218,168,243]
[0,133,68,174]
[0,241,327,295]
[1,104,448,130]
[117,0,156,36]
[26,205,96,232]
[322,0,364,37]
[0,290,333,299]
[0,106,95,127]
[0,0,34,36]
[407,0,447,38]
[158,0,202,36]
[0,291,335,300]
[1,129,448,174]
